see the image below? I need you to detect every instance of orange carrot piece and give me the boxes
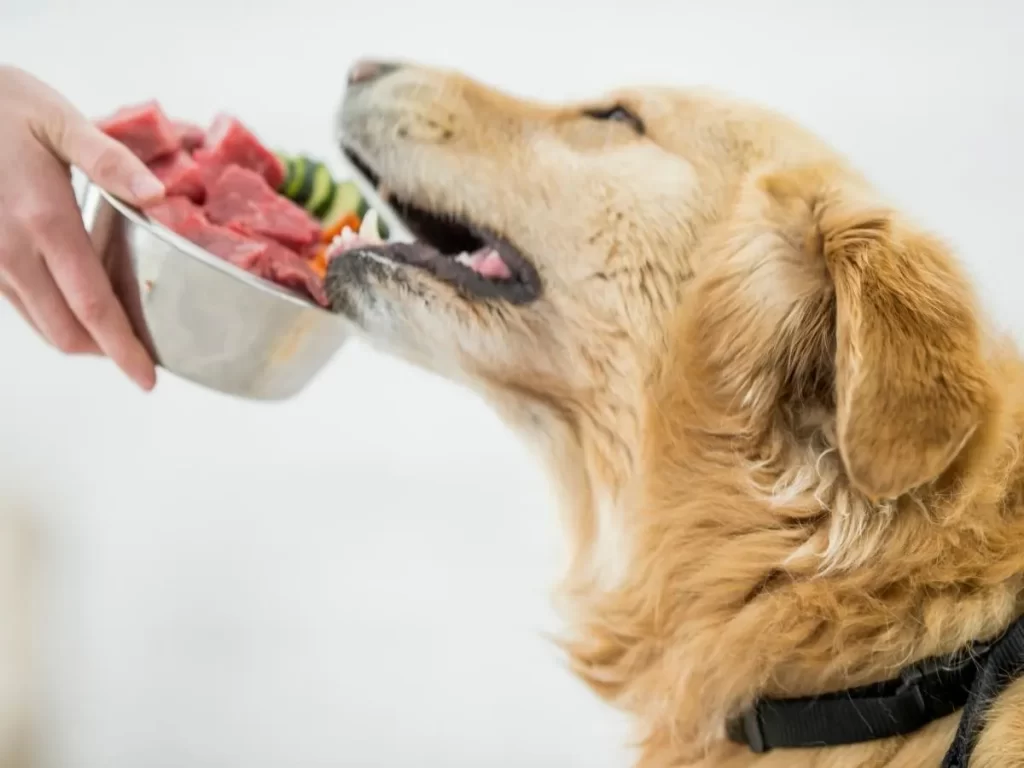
[320,212,361,243]
[309,244,328,278]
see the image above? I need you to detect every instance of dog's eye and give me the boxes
[582,104,645,135]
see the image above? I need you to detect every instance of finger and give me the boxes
[0,281,41,338]
[3,256,100,356]
[24,174,156,390]
[0,279,96,355]
[35,100,165,207]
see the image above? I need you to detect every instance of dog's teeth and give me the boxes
[359,209,382,242]
[340,226,356,243]
[455,252,474,267]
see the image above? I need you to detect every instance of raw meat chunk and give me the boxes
[112,100,330,306]
[258,238,328,307]
[97,100,180,162]
[193,114,286,189]
[148,151,205,202]
[204,166,321,249]
[144,196,208,230]
[193,152,231,189]
[147,198,264,270]
[175,218,269,272]
[174,121,206,151]
[145,197,326,304]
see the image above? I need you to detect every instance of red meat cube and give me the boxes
[175,121,206,151]
[176,218,269,272]
[192,153,231,189]
[97,100,180,163]
[204,166,321,249]
[258,238,328,306]
[144,194,326,304]
[145,198,263,270]
[193,114,285,190]
[144,196,208,230]
[147,151,205,202]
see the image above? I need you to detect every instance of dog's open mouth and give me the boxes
[326,150,541,305]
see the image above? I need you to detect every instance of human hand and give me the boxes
[0,65,165,390]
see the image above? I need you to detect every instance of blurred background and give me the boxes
[0,1,1021,766]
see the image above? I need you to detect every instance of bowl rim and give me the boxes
[96,186,336,315]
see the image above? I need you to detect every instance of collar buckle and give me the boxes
[725,707,766,754]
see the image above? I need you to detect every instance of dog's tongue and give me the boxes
[326,208,514,281]
[456,249,512,280]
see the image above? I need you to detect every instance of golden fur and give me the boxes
[330,63,1024,766]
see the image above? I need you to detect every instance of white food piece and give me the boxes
[359,209,382,242]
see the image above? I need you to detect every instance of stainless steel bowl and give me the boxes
[76,174,352,401]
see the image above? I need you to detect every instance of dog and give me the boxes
[326,60,1024,767]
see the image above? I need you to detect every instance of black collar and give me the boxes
[726,614,1024,768]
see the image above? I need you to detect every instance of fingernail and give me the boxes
[131,173,165,202]
[136,370,157,392]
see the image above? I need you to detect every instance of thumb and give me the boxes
[40,106,165,206]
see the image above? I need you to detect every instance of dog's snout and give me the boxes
[347,59,401,87]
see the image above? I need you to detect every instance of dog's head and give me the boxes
[330,62,708,420]
[328,61,995,514]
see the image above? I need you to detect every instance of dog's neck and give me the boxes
[521,347,1024,760]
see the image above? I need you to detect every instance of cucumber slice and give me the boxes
[283,156,308,200]
[320,181,390,238]
[292,155,318,206]
[307,163,336,218]
[322,180,368,226]
[339,180,369,219]
[275,152,295,192]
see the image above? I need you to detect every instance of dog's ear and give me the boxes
[685,168,994,500]
[816,193,992,500]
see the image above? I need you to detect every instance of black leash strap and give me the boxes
[727,614,1024,766]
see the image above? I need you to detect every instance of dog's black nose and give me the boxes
[347,60,401,86]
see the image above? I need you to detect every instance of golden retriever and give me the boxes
[326,61,1024,767]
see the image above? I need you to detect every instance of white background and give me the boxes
[0,1,1021,766]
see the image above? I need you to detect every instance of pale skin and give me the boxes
[0,65,164,390]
